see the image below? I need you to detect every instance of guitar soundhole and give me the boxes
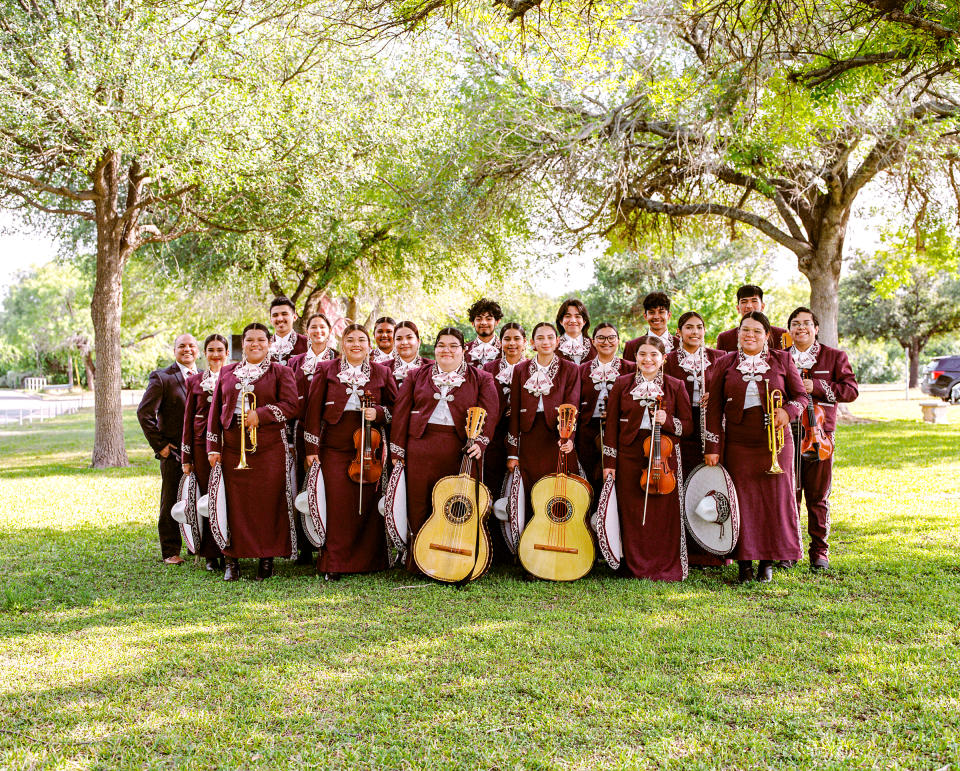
[444,495,473,524]
[547,497,573,524]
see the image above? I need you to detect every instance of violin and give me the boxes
[348,391,383,485]
[799,369,834,462]
[640,397,676,496]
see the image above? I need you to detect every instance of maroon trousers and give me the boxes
[221,424,294,559]
[317,414,388,573]
[191,440,223,559]
[796,450,833,563]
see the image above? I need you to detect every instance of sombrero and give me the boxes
[206,462,230,551]
[295,461,327,548]
[379,463,408,554]
[683,463,740,556]
[594,474,622,570]
[171,472,201,554]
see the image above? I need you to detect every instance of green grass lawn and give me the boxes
[1,395,959,769]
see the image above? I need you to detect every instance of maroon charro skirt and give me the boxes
[316,412,388,573]
[724,407,803,562]
[615,429,685,581]
[221,423,293,559]
[518,414,579,524]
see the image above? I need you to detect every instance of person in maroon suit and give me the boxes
[603,336,693,581]
[390,328,499,574]
[465,298,504,366]
[577,323,636,506]
[787,306,859,571]
[137,333,199,564]
[268,296,308,365]
[506,322,582,533]
[207,323,300,582]
[623,292,681,361]
[181,334,228,570]
[555,298,597,365]
[287,312,338,565]
[704,312,807,583]
[390,321,430,384]
[483,323,528,563]
[372,316,396,364]
[663,312,727,568]
[303,324,397,579]
[715,285,787,351]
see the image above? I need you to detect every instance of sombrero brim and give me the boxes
[208,462,230,551]
[595,474,622,570]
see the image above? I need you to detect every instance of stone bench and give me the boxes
[920,400,949,424]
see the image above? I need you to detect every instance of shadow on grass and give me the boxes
[835,420,960,470]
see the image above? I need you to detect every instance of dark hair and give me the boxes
[531,321,558,339]
[787,306,819,329]
[642,292,671,313]
[203,333,229,351]
[676,311,705,329]
[305,313,331,330]
[468,298,504,322]
[739,311,771,335]
[499,322,526,340]
[593,322,618,338]
[434,327,465,348]
[736,284,764,302]
[555,298,590,336]
[242,322,270,340]
[269,296,296,312]
[341,323,371,343]
[395,320,420,339]
[630,334,666,356]
[374,316,396,329]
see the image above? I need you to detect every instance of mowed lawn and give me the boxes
[1,391,959,769]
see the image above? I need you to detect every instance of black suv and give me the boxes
[921,355,960,403]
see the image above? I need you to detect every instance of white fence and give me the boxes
[0,390,145,427]
[23,377,48,391]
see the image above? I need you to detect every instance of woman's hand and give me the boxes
[802,378,814,394]
[182,462,193,474]
[466,442,482,460]
[305,455,318,468]
[603,468,615,480]
[506,458,519,471]
[774,407,790,428]
[654,409,667,425]
[704,453,719,467]
[363,407,377,421]
[245,409,259,429]
[208,452,221,466]
[558,439,574,454]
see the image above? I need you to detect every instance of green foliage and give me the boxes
[841,338,907,385]
[0,403,959,766]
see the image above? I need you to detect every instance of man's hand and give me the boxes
[159,443,176,458]
[803,378,814,394]
[558,439,574,454]
[466,443,482,460]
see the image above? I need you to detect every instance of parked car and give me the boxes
[921,355,960,403]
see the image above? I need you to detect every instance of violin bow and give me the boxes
[358,389,366,517]
[641,398,655,527]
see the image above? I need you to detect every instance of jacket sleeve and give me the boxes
[303,367,328,456]
[376,373,399,425]
[602,380,623,470]
[181,379,198,458]
[255,366,299,426]
[812,350,859,406]
[507,364,523,460]
[206,378,225,455]
[781,353,808,421]
[389,374,416,462]
[476,370,500,450]
[664,380,693,438]
[137,370,166,454]
[704,359,726,455]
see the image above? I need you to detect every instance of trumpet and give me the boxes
[765,383,784,475]
[236,390,258,470]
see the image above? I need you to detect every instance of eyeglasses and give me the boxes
[790,321,816,328]
[435,344,463,351]
[594,335,618,342]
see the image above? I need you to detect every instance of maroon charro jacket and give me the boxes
[578,357,636,420]
[623,332,681,362]
[716,325,787,352]
[788,341,859,433]
[507,357,581,455]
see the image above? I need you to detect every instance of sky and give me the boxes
[0,212,61,291]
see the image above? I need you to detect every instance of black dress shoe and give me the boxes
[256,558,274,581]
[775,560,796,570]
[810,557,829,573]
[757,561,774,583]
[224,559,241,582]
[737,561,754,583]
[295,550,314,566]
[205,558,220,572]
[323,572,341,582]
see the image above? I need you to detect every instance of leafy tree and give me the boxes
[840,247,960,387]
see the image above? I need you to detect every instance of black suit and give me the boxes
[138,363,192,558]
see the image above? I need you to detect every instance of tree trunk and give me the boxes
[799,225,845,348]
[907,339,921,388]
[83,350,96,390]
[345,296,359,325]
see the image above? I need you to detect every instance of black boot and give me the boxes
[757,560,774,583]
[205,558,222,572]
[737,561,754,583]
[224,559,241,582]
[255,558,274,581]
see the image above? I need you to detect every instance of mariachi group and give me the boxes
[171,284,859,585]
